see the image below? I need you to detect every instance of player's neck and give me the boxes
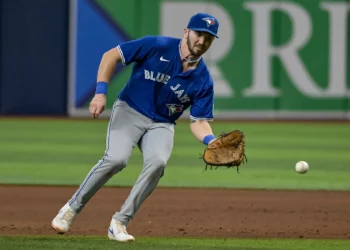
[179,40,201,67]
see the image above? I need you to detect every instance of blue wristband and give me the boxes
[203,134,216,145]
[95,82,108,94]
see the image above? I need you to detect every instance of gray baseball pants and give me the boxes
[68,100,174,227]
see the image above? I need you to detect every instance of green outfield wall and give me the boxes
[69,0,350,119]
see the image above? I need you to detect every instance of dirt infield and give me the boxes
[1,186,349,239]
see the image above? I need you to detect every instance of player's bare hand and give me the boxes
[89,94,106,118]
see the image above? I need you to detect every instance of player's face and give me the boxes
[186,29,215,57]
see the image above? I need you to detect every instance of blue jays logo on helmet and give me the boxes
[187,13,219,38]
[202,17,216,27]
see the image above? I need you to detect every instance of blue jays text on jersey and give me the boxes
[116,35,214,124]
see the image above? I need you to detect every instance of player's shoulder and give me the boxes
[133,35,181,51]
[127,35,179,46]
[135,35,158,44]
[135,35,180,51]
[154,36,181,49]
[197,59,214,85]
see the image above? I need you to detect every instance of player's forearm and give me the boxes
[97,48,122,83]
[190,120,215,145]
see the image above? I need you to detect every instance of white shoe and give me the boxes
[51,203,77,234]
[108,218,135,242]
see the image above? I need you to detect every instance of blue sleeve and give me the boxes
[190,83,214,121]
[116,36,157,65]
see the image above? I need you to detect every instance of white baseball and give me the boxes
[295,161,309,174]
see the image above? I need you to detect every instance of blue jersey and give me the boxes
[116,36,214,124]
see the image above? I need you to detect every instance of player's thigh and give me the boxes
[107,101,148,155]
[140,125,174,163]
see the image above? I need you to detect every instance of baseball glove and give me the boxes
[202,130,247,172]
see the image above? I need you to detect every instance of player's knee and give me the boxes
[148,156,167,172]
[105,155,128,170]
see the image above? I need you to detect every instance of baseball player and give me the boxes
[52,13,219,242]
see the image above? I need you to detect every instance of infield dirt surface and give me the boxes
[1,186,349,239]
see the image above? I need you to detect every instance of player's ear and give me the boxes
[184,28,189,38]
